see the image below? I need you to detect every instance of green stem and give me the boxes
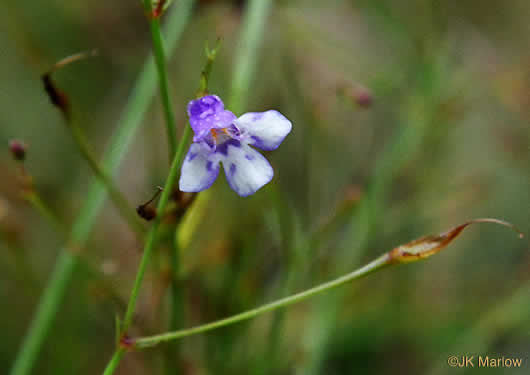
[143,0,178,160]
[9,3,194,374]
[68,120,145,235]
[140,6,185,372]
[122,125,192,332]
[24,189,135,320]
[101,349,125,375]
[134,254,390,348]
[140,8,182,371]
[10,250,76,375]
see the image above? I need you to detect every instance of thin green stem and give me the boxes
[101,349,125,375]
[24,188,135,317]
[10,250,77,375]
[122,125,192,332]
[134,254,390,348]
[141,8,182,371]
[143,0,178,160]
[68,120,145,235]
[9,3,194,374]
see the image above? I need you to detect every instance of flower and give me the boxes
[179,95,292,197]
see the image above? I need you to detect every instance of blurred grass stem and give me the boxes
[229,0,272,113]
[23,192,66,236]
[68,119,145,235]
[9,3,194,374]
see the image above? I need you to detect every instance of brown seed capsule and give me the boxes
[9,140,27,161]
[136,204,157,221]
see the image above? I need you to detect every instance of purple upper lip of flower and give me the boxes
[179,94,292,197]
[187,95,237,143]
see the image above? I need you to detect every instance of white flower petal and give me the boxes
[179,143,220,192]
[219,141,273,197]
[235,110,292,151]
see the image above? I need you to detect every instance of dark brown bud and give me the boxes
[136,204,157,221]
[9,139,27,161]
[136,186,163,221]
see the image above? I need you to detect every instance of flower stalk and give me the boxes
[135,254,390,348]
[121,125,192,333]
[125,218,520,349]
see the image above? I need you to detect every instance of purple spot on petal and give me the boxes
[206,161,213,171]
[216,139,241,155]
[251,135,266,149]
[245,154,254,160]
[188,152,197,161]
[228,124,241,137]
[229,163,237,175]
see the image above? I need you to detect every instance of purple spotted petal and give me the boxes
[215,139,274,197]
[179,143,220,192]
[187,95,237,142]
[234,110,292,151]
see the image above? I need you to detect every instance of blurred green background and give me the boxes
[0,0,528,374]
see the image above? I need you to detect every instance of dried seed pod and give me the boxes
[136,186,163,221]
[136,205,157,221]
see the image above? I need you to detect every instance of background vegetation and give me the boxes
[1,0,528,374]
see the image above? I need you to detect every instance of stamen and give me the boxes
[210,128,218,140]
